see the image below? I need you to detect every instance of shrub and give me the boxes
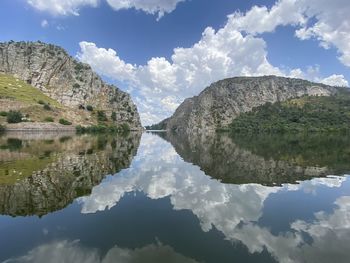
[7,111,23,123]
[121,123,130,133]
[111,111,117,121]
[0,111,7,116]
[44,117,54,122]
[86,105,93,111]
[59,118,72,125]
[73,83,80,89]
[38,100,45,105]
[43,104,51,111]
[97,110,108,122]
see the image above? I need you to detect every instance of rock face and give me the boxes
[161,76,338,132]
[0,41,141,129]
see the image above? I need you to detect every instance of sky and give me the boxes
[1,0,350,125]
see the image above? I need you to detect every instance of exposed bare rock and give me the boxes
[0,41,142,129]
[161,76,338,132]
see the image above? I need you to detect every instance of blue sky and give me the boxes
[1,0,349,125]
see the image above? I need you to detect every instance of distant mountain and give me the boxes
[156,76,340,133]
[0,41,141,130]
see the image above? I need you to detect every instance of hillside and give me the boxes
[156,76,339,133]
[230,90,350,133]
[0,41,141,130]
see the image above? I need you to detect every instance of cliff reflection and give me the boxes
[161,132,350,185]
[0,132,141,217]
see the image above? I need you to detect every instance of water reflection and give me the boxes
[161,132,350,185]
[0,132,350,263]
[0,132,141,216]
[5,241,198,263]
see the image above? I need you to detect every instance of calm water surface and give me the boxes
[0,131,350,263]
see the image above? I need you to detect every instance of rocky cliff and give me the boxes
[160,76,338,132]
[0,41,141,129]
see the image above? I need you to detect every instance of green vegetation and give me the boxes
[0,124,5,133]
[0,73,61,107]
[44,117,54,122]
[59,118,72,125]
[7,111,23,123]
[43,104,51,111]
[111,111,117,121]
[229,93,350,133]
[0,111,7,116]
[145,122,167,130]
[76,123,130,134]
[86,105,93,111]
[97,110,108,122]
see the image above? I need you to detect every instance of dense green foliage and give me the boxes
[97,110,108,122]
[7,111,23,123]
[145,122,167,130]
[76,123,130,134]
[230,93,350,133]
[111,111,117,121]
[44,117,54,122]
[86,105,93,111]
[59,118,72,125]
[0,111,7,116]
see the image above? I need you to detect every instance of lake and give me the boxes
[0,131,350,263]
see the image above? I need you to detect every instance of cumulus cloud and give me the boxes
[27,0,99,16]
[78,28,283,124]
[106,0,186,20]
[27,0,185,18]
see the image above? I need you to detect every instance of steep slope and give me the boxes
[0,41,141,129]
[160,76,339,132]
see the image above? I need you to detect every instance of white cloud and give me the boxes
[27,0,185,18]
[320,74,349,87]
[106,0,185,20]
[27,0,99,16]
[40,19,48,28]
[73,0,349,125]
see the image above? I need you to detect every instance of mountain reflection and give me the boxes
[4,241,198,263]
[0,132,141,216]
[161,131,350,185]
[78,133,350,263]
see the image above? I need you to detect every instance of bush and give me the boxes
[97,110,108,122]
[0,111,7,116]
[44,117,54,122]
[38,100,45,105]
[59,118,72,125]
[7,111,23,123]
[43,104,51,111]
[111,111,117,121]
[86,105,93,111]
[73,83,80,89]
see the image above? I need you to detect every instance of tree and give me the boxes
[7,111,23,123]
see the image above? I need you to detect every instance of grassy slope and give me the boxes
[0,73,61,107]
[0,73,97,125]
[229,92,350,133]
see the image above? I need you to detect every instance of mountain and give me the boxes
[0,41,141,129]
[157,76,339,133]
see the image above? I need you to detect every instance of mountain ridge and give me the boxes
[0,41,142,129]
[154,75,341,133]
